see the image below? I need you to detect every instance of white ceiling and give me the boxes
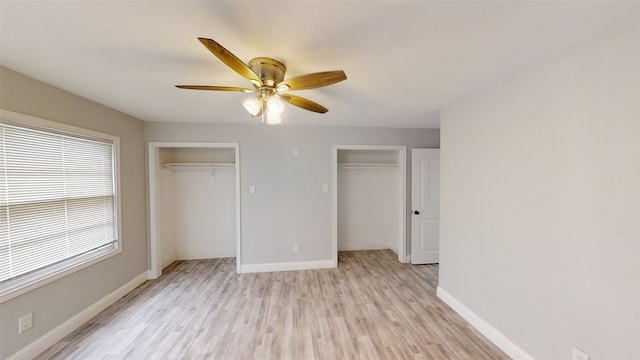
[2,1,639,129]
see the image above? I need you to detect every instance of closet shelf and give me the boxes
[338,163,397,169]
[162,162,235,169]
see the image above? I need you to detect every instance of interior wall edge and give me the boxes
[436,286,535,360]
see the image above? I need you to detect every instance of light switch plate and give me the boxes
[249,185,255,194]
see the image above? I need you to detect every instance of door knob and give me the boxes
[413,210,420,215]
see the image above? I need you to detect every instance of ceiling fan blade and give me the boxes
[175,85,253,92]
[280,94,329,113]
[279,71,346,91]
[198,37,263,87]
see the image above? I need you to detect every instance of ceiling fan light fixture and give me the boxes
[267,97,284,115]
[243,97,262,116]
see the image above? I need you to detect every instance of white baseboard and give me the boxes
[240,259,335,273]
[436,286,535,360]
[177,252,235,261]
[337,243,393,251]
[8,272,149,360]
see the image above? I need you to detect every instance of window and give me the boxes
[0,112,120,301]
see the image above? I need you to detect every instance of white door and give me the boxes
[411,149,440,264]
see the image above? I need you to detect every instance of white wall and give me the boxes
[338,167,399,251]
[158,147,236,265]
[145,124,439,266]
[169,167,236,260]
[440,20,640,360]
[159,149,177,267]
[0,67,147,359]
[337,149,400,252]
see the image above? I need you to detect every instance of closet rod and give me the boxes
[338,163,397,169]
[162,162,235,169]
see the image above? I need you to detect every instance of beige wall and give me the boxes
[0,67,148,359]
[145,123,439,266]
[0,65,439,358]
[440,20,640,359]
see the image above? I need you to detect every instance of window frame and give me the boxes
[0,109,122,303]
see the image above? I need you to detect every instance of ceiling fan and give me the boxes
[176,38,347,124]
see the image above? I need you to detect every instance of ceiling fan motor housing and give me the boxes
[249,57,286,88]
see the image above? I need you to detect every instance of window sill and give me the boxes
[0,245,121,304]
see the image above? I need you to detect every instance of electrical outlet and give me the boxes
[293,148,299,157]
[18,313,33,333]
[322,184,329,192]
[571,346,589,360]
[293,243,299,252]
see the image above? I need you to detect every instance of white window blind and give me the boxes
[0,123,117,284]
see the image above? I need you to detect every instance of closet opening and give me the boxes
[332,145,406,266]
[148,142,241,278]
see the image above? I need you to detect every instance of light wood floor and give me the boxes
[37,250,508,360]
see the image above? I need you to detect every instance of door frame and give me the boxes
[148,142,241,278]
[332,145,407,266]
